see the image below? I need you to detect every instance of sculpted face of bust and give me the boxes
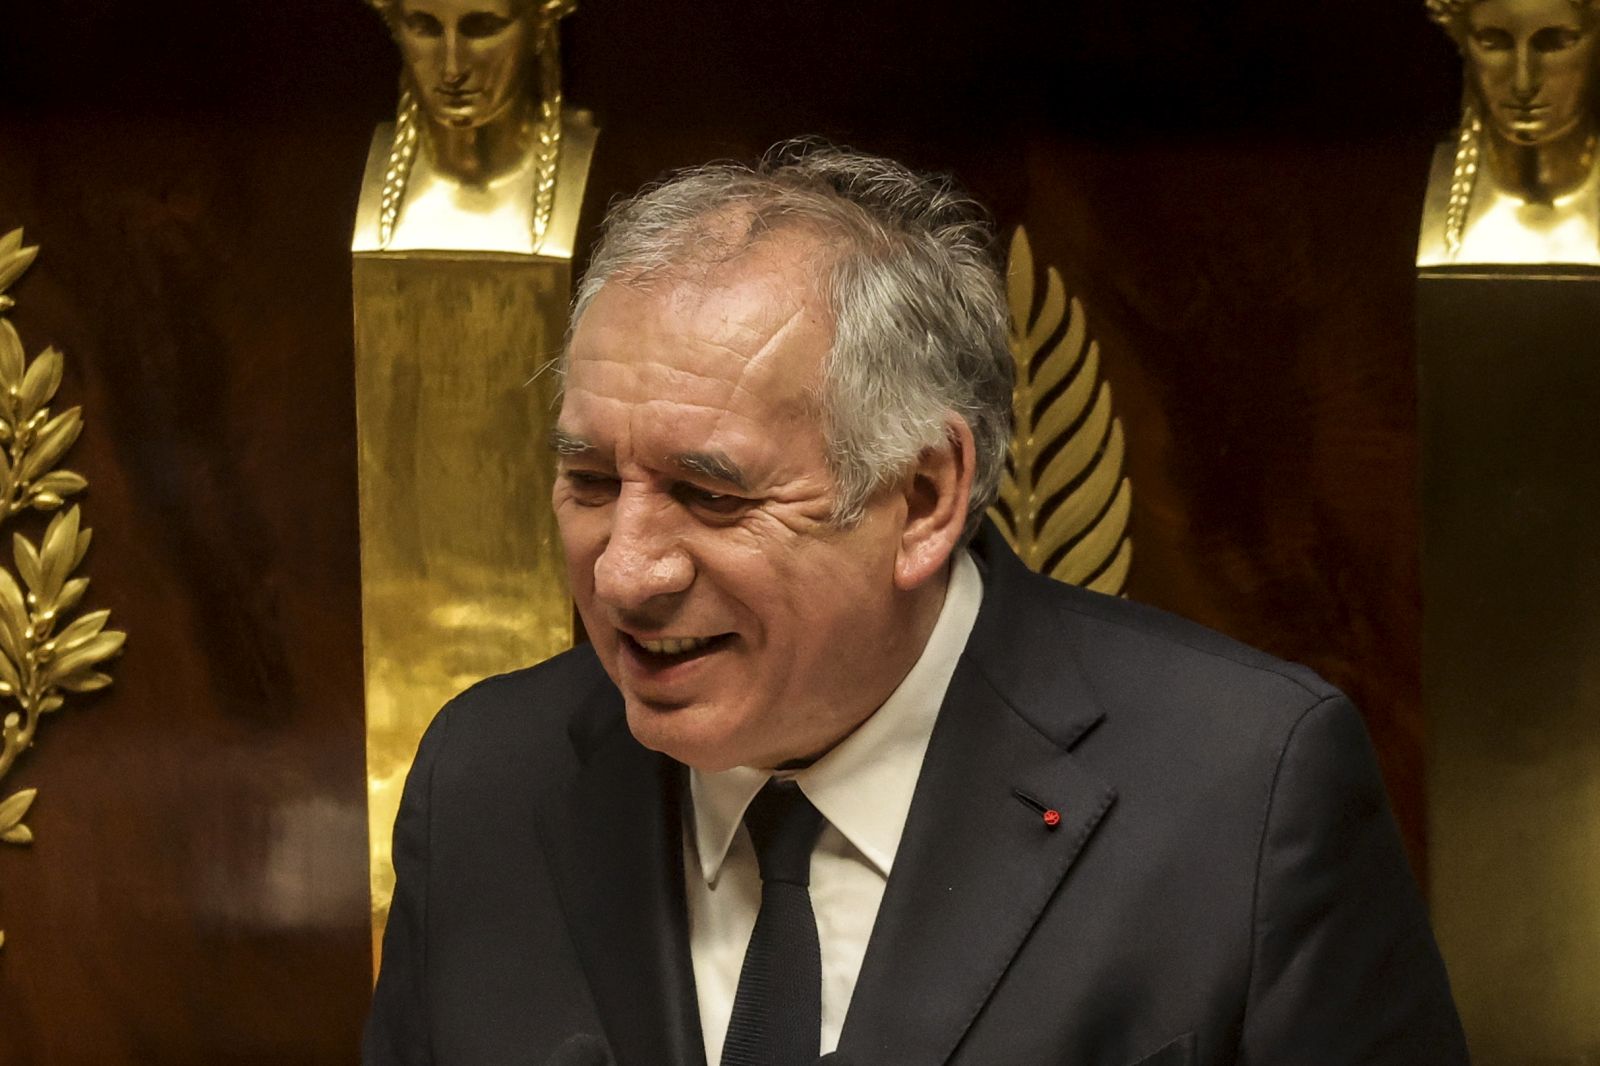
[395,0,532,130]
[1464,0,1600,147]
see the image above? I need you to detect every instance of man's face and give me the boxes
[1466,0,1600,146]
[553,237,925,771]
[396,0,529,130]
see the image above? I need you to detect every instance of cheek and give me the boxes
[479,39,524,89]
[1472,57,1509,92]
[772,549,890,649]
[400,39,438,74]
[1548,54,1596,97]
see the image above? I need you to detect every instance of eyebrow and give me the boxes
[548,428,601,458]
[673,451,750,492]
[548,429,750,493]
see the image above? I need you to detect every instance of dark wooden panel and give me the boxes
[0,112,374,1063]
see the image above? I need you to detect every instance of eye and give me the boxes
[459,12,515,37]
[1471,27,1515,50]
[402,11,444,36]
[563,469,619,503]
[1532,26,1584,51]
[672,482,752,517]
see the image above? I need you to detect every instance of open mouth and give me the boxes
[622,632,734,666]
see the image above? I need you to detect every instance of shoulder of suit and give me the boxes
[430,643,614,755]
[991,562,1344,721]
[450,641,610,705]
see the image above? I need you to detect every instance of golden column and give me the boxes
[1420,2,1600,1059]
[352,0,594,967]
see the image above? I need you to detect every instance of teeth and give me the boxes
[638,635,713,655]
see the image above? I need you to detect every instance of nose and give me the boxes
[441,28,467,85]
[1513,43,1541,100]
[592,488,694,614]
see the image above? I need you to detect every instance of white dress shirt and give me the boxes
[684,550,984,1065]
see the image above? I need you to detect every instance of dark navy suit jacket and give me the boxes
[364,527,1467,1066]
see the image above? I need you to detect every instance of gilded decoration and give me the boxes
[356,0,594,256]
[352,0,594,966]
[1420,0,1600,265]
[0,229,126,949]
[992,227,1132,594]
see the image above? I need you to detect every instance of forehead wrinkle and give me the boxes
[600,394,823,495]
[570,342,816,419]
[739,303,813,375]
[624,396,781,456]
[717,304,829,426]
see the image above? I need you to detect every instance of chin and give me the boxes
[622,700,752,772]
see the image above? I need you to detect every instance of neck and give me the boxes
[1484,122,1599,203]
[422,96,541,185]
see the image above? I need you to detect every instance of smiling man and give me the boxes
[364,143,1467,1066]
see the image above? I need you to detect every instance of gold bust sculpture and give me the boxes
[357,0,595,256]
[1420,0,1600,264]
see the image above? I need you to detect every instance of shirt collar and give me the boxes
[689,550,984,884]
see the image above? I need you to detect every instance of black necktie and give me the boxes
[720,779,825,1066]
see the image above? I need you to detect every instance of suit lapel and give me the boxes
[539,684,706,1066]
[838,531,1118,1066]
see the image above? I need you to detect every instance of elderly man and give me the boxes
[364,144,1467,1066]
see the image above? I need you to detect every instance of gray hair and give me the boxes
[568,140,1014,547]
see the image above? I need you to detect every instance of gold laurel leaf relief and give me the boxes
[991,226,1133,595]
[0,229,126,950]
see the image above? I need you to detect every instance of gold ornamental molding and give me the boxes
[0,229,126,949]
[992,227,1132,594]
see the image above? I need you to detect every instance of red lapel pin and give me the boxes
[1012,788,1062,829]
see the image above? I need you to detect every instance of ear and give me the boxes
[894,415,977,591]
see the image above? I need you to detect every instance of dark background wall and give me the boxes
[0,2,1460,1061]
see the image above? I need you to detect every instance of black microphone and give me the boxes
[544,1033,615,1066]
